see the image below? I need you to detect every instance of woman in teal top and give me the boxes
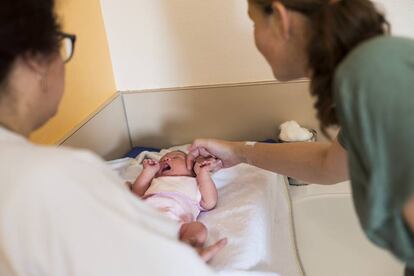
[187,0,414,274]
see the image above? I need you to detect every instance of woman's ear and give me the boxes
[21,52,49,77]
[271,1,291,40]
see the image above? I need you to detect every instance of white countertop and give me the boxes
[288,181,404,276]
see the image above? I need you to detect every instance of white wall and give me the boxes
[374,0,414,38]
[100,0,273,91]
[101,0,414,91]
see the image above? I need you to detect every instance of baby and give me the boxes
[130,150,225,256]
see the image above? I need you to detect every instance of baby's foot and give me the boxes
[179,222,207,247]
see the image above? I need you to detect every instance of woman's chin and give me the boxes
[273,68,307,82]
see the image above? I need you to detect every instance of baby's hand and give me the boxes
[142,159,160,175]
[194,158,223,175]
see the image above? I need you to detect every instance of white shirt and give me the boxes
[0,127,214,276]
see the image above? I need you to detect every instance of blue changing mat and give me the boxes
[124,146,160,158]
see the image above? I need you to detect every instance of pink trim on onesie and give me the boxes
[144,192,203,224]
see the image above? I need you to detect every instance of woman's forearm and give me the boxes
[242,139,349,185]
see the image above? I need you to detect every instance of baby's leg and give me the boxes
[179,221,207,247]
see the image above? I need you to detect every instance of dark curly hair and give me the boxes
[0,0,61,86]
[253,0,389,135]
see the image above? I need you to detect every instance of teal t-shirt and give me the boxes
[335,36,414,265]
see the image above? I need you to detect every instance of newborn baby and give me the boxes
[130,150,226,260]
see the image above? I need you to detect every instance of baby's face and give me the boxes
[156,151,193,177]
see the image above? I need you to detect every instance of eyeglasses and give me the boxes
[58,32,77,64]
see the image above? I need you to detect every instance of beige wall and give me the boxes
[30,0,116,144]
[61,95,131,160]
[62,81,323,159]
[122,81,320,149]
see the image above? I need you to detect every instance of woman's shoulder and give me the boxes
[25,143,107,171]
[336,36,414,80]
[1,140,119,189]
[353,35,414,54]
[0,141,126,213]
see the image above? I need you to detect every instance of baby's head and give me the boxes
[156,151,195,178]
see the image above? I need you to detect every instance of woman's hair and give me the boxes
[0,0,61,86]
[253,0,389,134]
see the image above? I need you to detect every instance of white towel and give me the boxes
[108,146,303,276]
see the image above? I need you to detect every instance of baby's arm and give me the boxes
[131,159,160,197]
[194,159,220,210]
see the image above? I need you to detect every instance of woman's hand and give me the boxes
[186,139,245,170]
[195,238,227,263]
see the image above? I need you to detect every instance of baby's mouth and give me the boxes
[160,163,171,173]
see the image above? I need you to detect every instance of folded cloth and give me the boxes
[108,145,303,276]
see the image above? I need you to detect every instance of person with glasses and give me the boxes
[0,0,223,275]
[187,0,414,275]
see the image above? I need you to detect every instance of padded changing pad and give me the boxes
[108,146,303,276]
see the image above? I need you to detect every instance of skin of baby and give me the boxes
[130,151,226,262]
[132,151,222,209]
